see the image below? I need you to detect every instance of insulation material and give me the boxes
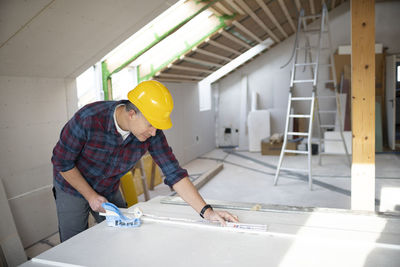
[248,110,270,152]
[324,131,352,154]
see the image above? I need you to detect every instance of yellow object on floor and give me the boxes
[132,154,162,195]
[120,171,138,207]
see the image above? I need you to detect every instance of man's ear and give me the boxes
[128,109,136,118]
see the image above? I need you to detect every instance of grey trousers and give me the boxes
[53,186,127,242]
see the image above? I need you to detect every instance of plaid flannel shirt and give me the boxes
[51,100,188,198]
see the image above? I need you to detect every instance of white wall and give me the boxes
[216,1,400,147]
[0,76,72,247]
[163,82,216,165]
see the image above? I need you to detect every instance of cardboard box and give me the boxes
[261,138,297,156]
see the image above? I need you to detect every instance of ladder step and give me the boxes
[320,124,335,128]
[302,14,322,20]
[295,63,317,66]
[296,47,331,51]
[293,79,314,83]
[280,167,309,173]
[318,110,336,114]
[284,149,308,154]
[289,114,311,118]
[291,97,313,101]
[287,132,309,136]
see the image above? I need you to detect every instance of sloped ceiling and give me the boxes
[0,0,178,78]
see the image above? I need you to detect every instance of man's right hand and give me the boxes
[88,194,108,213]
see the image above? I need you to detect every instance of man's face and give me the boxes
[128,111,157,142]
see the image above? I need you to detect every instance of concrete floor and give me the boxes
[25,148,400,259]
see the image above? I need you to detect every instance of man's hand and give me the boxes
[88,193,108,213]
[204,209,239,226]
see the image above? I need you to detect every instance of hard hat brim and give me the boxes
[146,116,172,130]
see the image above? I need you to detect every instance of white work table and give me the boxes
[21,196,400,267]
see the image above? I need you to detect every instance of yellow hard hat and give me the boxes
[127,80,174,130]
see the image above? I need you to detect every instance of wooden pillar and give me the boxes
[351,0,375,211]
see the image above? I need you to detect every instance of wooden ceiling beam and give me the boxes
[295,0,302,12]
[193,48,232,61]
[309,0,316,16]
[232,21,262,43]
[225,0,246,15]
[215,2,233,15]
[156,73,204,80]
[168,64,214,74]
[182,56,224,68]
[235,0,280,43]
[207,39,241,55]
[278,0,297,32]
[256,0,288,38]
[220,31,252,49]
[156,78,198,83]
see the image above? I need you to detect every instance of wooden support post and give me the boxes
[351,0,375,211]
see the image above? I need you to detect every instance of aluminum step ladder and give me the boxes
[274,4,350,190]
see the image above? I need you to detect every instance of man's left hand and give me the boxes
[204,209,239,226]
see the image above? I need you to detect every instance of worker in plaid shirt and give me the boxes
[52,81,238,242]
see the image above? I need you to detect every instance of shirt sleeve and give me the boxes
[148,130,188,188]
[51,113,87,172]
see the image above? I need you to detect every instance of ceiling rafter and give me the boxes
[256,0,288,38]
[232,21,262,43]
[207,39,241,55]
[168,64,214,74]
[182,56,224,68]
[295,0,302,12]
[193,48,233,61]
[156,78,198,83]
[277,0,297,32]
[309,0,316,17]
[156,73,204,80]
[215,2,234,15]
[234,0,280,43]
[225,0,246,15]
[220,30,252,49]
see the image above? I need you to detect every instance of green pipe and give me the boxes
[107,0,222,77]
[101,61,110,100]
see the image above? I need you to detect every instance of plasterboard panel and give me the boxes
[9,186,57,248]
[0,0,52,46]
[0,179,26,266]
[0,0,177,78]
[0,76,67,198]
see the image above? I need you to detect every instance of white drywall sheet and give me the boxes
[324,131,352,154]
[248,110,270,152]
[0,179,26,266]
[21,196,400,267]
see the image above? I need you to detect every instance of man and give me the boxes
[52,80,238,242]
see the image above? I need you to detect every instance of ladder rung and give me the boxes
[284,149,308,154]
[295,63,317,66]
[302,14,322,20]
[293,79,314,83]
[280,167,309,173]
[296,47,331,51]
[318,110,336,114]
[320,124,335,128]
[287,132,309,136]
[289,114,311,118]
[291,97,313,101]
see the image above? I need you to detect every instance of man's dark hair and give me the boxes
[125,102,141,115]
